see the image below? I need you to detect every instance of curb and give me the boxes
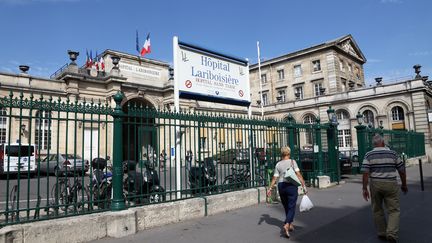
[0,187,266,243]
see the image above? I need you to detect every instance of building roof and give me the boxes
[250,34,366,70]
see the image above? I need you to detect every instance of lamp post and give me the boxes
[326,106,337,125]
[111,91,125,211]
[286,113,295,155]
[355,112,366,174]
[314,117,323,176]
[326,106,339,182]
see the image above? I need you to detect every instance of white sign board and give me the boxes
[174,41,250,106]
[428,111,432,123]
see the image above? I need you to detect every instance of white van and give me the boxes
[0,144,36,175]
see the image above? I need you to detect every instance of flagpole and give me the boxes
[257,41,267,159]
[257,41,264,118]
[136,30,142,65]
[173,36,181,199]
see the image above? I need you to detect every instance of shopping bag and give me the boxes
[299,195,314,212]
[284,167,301,186]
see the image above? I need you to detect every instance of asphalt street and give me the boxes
[92,163,432,243]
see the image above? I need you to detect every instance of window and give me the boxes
[314,83,323,96]
[277,89,286,102]
[391,106,404,121]
[337,110,350,120]
[294,86,303,99]
[262,92,269,105]
[0,108,7,144]
[362,110,375,127]
[303,114,315,145]
[277,69,285,80]
[348,64,352,73]
[339,60,345,72]
[338,129,352,148]
[312,60,321,72]
[261,74,267,84]
[294,65,302,77]
[35,111,52,150]
[341,78,347,92]
[355,67,360,79]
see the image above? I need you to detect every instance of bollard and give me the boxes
[419,159,424,191]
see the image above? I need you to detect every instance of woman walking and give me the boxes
[267,146,307,238]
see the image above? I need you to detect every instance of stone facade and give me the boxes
[249,35,432,160]
[0,35,430,162]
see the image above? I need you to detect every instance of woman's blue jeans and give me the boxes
[278,182,298,224]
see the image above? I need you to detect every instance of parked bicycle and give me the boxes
[222,166,265,191]
[88,157,113,209]
[50,176,88,212]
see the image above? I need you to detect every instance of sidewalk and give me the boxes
[92,163,432,243]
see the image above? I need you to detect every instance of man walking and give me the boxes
[361,134,408,242]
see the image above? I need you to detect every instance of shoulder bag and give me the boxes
[284,159,301,186]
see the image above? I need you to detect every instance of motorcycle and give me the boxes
[188,157,217,195]
[89,157,113,209]
[123,160,165,204]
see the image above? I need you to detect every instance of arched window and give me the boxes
[303,114,315,145]
[391,106,404,121]
[336,110,350,121]
[35,111,52,150]
[303,114,315,124]
[362,110,375,127]
[0,108,7,144]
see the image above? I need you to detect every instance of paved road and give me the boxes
[92,163,432,243]
[0,163,257,214]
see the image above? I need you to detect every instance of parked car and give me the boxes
[39,154,89,176]
[0,143,37,175]
[296,151,351,175]
[339,152,352,174]
[216,149,250,164]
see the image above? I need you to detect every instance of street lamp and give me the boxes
[356,112,363,125]
[379,120,384,129]
[327,106,338,125]
[287,113,294,124]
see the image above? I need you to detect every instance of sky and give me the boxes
[0,0,431,85]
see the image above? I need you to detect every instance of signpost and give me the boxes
[173,37,251,198]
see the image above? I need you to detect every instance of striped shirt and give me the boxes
[361,147,405,182]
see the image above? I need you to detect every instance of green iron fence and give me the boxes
[355,124,426,173]
[0,91,338,226]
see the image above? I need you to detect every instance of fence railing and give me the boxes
[0,91,338,227]
[355,125,426,173]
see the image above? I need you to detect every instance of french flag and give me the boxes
[140,33,151,56]
[99,56,105,71]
